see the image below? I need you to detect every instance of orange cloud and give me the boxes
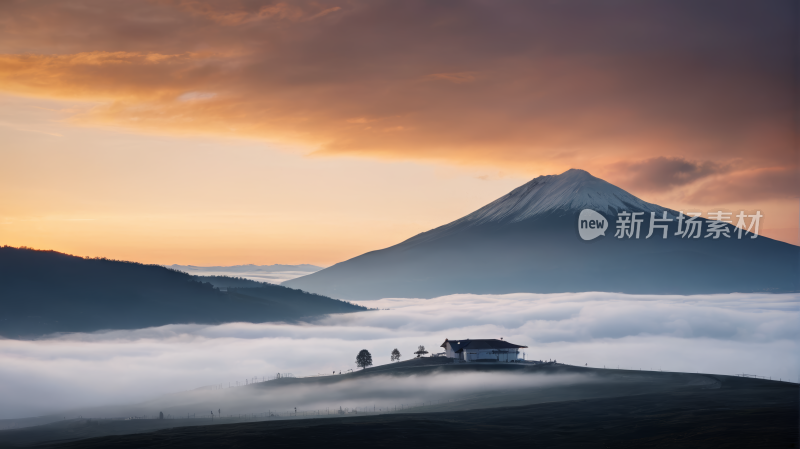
[0,0,794,202]
[167,0,338,25]
[426,72,477,84]
[0,51,214,100]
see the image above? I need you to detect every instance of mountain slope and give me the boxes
[284,169,798,300]
[0,247,365,338]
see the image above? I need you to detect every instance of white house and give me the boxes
[440,338,527,362]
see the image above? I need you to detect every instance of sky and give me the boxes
[0,292,796,420]
[0,0,797,265]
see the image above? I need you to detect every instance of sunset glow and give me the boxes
[1,0,796,265]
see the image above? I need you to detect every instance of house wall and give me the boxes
[465,349,517,361]
[457,347,520,362]
[444,342,524,362]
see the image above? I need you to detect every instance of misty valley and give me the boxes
[1,169,798,448]
[1,2,797,444]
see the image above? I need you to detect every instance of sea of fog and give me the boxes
[0,292,797,420]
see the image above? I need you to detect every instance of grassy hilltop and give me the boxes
[0,362,796,448]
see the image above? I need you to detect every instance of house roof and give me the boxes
[440,338,527,352]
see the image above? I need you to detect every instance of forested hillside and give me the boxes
[0,247,365,338]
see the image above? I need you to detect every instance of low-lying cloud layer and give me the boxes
[0,292,796,419]
[133,370,601,420]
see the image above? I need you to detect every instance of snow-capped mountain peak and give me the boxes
[285,167,797,299]
[458,168,665,225]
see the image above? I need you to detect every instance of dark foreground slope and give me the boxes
[50,384,798,449]
[0,247,364,338]
[0,364,796,448]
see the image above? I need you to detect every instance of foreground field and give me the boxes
[0,363,796,448]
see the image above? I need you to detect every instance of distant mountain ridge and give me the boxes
[169,264,324,274]
[0,247,363,338]
[284,169,798,300]
[169,264,323,285]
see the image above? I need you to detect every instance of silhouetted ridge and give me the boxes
[0,246,366,338]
